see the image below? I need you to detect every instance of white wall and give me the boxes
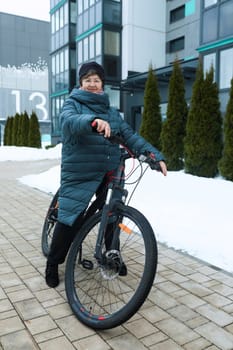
[122,0,166,79]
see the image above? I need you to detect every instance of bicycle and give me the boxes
[41,134,161,329]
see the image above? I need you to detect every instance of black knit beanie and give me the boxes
[79,61,105,84]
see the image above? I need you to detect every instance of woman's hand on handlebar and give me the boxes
[92,119,111,138]
[146,152,167,176]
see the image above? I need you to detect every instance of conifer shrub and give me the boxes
[3,117,10,145]
[140,64,162,149]
[20,111,30,146]
[28,111,41,148]
[184,63,222,177]
[12,113,20,146]
[160,59,188,170]
[219,78,233,181]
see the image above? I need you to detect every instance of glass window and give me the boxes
[220,47,233,89]
[202,7,218,43]
[96,1,102,23]
[84,37,88,61]
[204,0,217,8]
[89,33,95,58]
[55,11,59,32]
[70,2,77,24]
[60,51,64,72]
[219,1,233,38]
[105,85,120,109]
[203,53,216,80]
[78,41,83,62]
[78,0,83,14]
[64,70,69,89]
[78,15,83,35]
[60,6,64,28]
[169,36,184,53]
[104,56,119,79]
[64,25,69,43]
[60,27,64,46]
[89,6,95,27]
[96,30,101,56]
[84,0,89,10]
[64,48,69,71]
[104,1,121,25]
[51,36,55,51]
[51,14,55,34]
[170,5,185,23]
[52,56,56,74]
[64,2,68,25]
[83,11,89,31]
[55,53,59,74]
[70,49,76,69]
[104,31,120,55]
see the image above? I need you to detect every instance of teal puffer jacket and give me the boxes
[58,88,164,226]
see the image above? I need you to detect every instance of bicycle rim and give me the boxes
[65,205,157,329]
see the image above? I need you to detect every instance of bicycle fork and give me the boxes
[94,184,128,265]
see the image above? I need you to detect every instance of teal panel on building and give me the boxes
[185,0,195,16]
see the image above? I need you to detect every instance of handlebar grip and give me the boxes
[139,153,162,172]
[149,161,162,172]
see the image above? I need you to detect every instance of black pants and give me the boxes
[47,214,84,265]
[47,218,118,265]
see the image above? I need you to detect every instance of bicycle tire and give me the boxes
[65,204,158,330]
[41,189,59,257]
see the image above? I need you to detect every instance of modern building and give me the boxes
[49,0,233,142]
[0,12,50,144]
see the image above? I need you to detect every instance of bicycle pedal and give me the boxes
[81,259,94,270]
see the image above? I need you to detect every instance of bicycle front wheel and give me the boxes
[65,204,158,329]
[41,189,59,257]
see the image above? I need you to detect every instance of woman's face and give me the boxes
[81,74,103,94]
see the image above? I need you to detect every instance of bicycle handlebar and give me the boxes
[91,120,162,172]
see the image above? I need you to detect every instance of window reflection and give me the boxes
[203,53,216,80]
[202,8,217,43]
[204,0,217,8]
[219,1,233,38]
[104,31,120,55]
[220,47,233,89]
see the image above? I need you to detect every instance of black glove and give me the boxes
[147,153,162,172]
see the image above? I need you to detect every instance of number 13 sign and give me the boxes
[11,90,48,120]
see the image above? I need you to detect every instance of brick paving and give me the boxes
[1,159,233,349]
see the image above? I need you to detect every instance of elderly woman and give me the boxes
[45,61,167,288]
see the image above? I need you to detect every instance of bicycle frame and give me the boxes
[94,149,130,264]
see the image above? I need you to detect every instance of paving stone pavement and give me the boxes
[1,159,233,349]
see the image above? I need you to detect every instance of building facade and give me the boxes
[0,12,50,144]
[199,0,233,113]
[49,0,233,141]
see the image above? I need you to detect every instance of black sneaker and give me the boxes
[45,262,59,288]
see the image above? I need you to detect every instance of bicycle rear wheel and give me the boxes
[65,204,158,329]
[41,189,59,257]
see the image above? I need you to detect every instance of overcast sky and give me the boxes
[0,0,50,21]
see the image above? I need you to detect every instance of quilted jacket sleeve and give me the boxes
[60,98,95,137]
[119,118,165,162]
